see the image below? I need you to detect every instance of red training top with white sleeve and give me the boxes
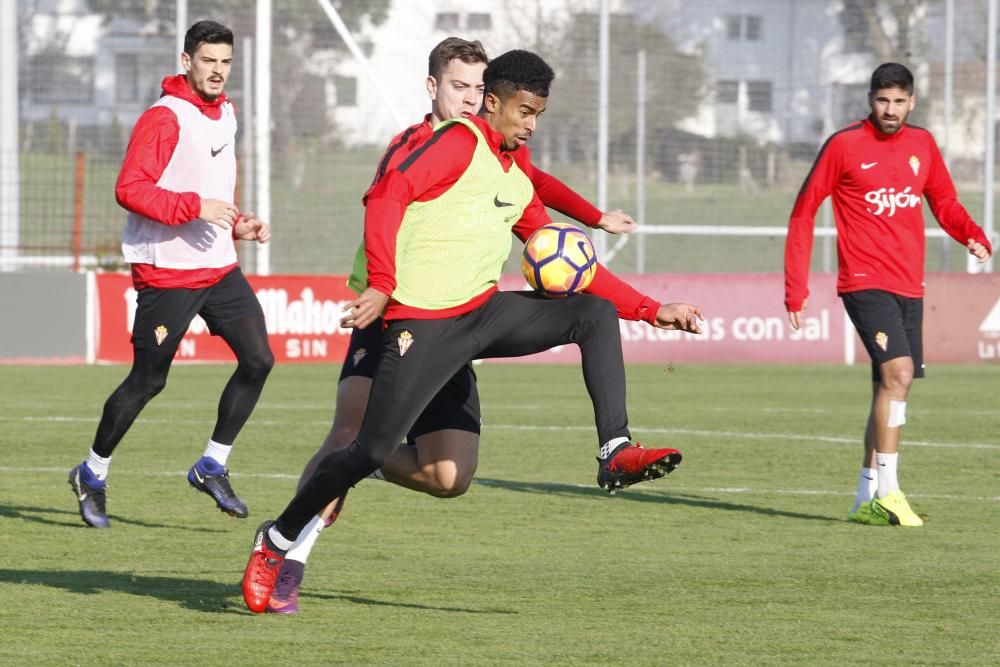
[115,74,239,290]
[362,115,661,324]
[784,117,991,312]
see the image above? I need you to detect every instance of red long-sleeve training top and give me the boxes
[785,117,991,312]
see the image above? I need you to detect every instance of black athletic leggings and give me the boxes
[274,291,628,541]
[91,315,273,457]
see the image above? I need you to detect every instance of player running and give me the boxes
[784,62,992,527]
[68,21,272,528]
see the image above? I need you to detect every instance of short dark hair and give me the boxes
[483,50,554,100]
[428,37,489,80]
[870,62,914,94]
[184,20,234,56]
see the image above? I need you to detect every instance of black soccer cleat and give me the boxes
[68,463,110,528]
[187,457,249,518]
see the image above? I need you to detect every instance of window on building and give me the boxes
[717,80,739,104]
[725,15,742,40]
[334,75,357,107]
[726,15,763,41]
[435,12,460,30]
[747,80,773,112]
[28,54,94,104]
[115,54,140,104]
[467,12,492,30]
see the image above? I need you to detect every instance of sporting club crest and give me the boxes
[397,330,414,356]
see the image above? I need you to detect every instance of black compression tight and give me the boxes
[91,348,174,457]
[211,314,274,444]
[90,315,273,457]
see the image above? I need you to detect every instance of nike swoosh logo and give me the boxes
[192,468,205,484]
[494,194,514,208]
[268,598,295,609]
[72,471,88,500]
[861,162,878,170]
[211,144,228,157]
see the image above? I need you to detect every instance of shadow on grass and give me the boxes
[0,503,226,532]
[304,590,517,615]
[474,478,839,523]
[0,568,242,613]
[0,569,515,616]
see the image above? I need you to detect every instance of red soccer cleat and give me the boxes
[242,520,286,613]
[597,442,682,495]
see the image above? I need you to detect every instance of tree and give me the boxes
[539,10,705,174]
[85,0,390,154]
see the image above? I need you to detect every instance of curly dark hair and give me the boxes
[483,50,554,99]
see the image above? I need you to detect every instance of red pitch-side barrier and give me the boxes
[92,272,1000,365]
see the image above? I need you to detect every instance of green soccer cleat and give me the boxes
[847,500,889,526]
[871,491,924,527]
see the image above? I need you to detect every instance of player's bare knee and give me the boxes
[881,365,914,393]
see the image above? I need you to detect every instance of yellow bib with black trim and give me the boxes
[350,117,533,309]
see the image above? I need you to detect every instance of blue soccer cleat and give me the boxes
[187,456,248,518]
[68,463,110,528]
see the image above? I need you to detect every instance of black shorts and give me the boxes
[131,267,265,354]
[841,289,924,382]
[339,318,480,441]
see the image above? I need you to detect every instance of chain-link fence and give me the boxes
[3,0,998,275]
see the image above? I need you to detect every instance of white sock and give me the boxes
[285,515,325,564]
[875,452,900,498]
[599,436,630,459]
[203,439,232,467]
[850,467,878,512]
[86,449,111,481]
[267,526,294,552]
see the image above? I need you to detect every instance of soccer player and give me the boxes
[784,62,992,527]
[265,38,700,614]
[68,21,273,528]
[242,49,703,613]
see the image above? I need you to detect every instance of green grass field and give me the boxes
[1,362,998,665]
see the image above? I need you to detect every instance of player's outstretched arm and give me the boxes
[654,303,705,333]
[596,209,637,234]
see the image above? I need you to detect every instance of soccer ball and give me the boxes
[521,222,598,297]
